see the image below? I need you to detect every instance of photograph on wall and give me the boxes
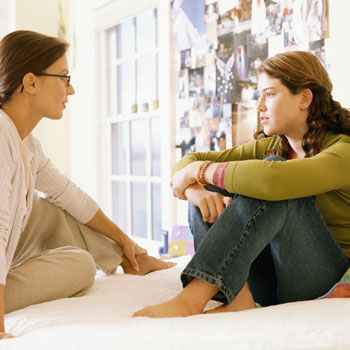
[217,32,235,58]
[204,64,216,97]
[217,10,235,36]
[247,33,268,81]
[172,0,207,52]
[191,46,207,68]
[251,0,267,35]
[189,96,205,127]
[176,98,190,128]
[309,39,327,69]
[189,67,205,96]
[231,102,258,146]
[204,2,219,46]
[203,95,222,119]
[210,130,227,151]
[216,52,235,103]
[177,69,189,99]
[176,127,196,157]
[266,0,282,37]
[292,0,327,48]
[180,49,193,68]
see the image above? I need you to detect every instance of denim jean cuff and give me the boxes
[180,267,234,304]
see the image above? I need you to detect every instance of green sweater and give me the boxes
[172,132,350,258]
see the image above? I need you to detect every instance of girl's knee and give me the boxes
[264,155,286,162]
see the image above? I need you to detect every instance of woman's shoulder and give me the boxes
[0,112,20,157]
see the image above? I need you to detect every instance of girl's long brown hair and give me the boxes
[0,30,69,107]
[255,51,350,158]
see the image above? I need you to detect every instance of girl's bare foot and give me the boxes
[133,294,200,318]
[133,278,219,318]
[121,254,176,276]
[205,283,257,314]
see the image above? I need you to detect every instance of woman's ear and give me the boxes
[22,73,37,94]
[299,88,313,110]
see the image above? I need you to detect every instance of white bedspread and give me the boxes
[3,255,350,350]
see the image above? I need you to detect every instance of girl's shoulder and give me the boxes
[323,132,350,148]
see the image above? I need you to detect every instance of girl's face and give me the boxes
[35,55,75,120]
[257,72,308,139]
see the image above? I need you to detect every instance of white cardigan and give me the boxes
[0,110,99,284]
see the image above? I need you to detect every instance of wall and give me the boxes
[15,0,71,177]
[7,0,350,226]
[326,0,350,108]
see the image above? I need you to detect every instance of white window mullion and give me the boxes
[146,118,152,240]
[126,120,132,236]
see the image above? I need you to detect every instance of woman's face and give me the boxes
[36,54,75,120]
[257,72,308,139]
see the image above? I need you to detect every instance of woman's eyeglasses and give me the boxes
[35,73,71,87]
[20,73,71,93]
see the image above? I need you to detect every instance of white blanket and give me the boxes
[3,256,350,350]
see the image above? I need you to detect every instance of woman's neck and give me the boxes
[1,101,41,140]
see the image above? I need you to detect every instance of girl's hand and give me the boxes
[0,332,14,339]
[171,162,202,200]
[184,184,232,223]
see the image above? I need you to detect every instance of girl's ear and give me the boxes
[22,73,37,94]
[300,88,313,110]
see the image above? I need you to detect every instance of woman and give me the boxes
[0,30,174,338]
[134,50,350,318]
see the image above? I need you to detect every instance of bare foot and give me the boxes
[133,293,201,318]
[205,283,257,314]
[133,278,219,318]
[121,254,176,276]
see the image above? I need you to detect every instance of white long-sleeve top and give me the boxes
[0,109,99,284]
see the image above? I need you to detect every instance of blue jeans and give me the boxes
[181,157,350,306]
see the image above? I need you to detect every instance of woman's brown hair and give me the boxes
[0,30,69,107]
[255,50,350,158]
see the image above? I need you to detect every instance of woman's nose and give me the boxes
[67,84,75,96]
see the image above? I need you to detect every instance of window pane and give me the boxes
[131,182,147,238]
[131,119,147,176]
[136,9,156,53]
[136,54,156,107]
[152,183,162,241]
[117,61,134,114]
[111,122,127,175]
[112,181,127,233]
[116,18,134,59]
[151,118,161,176]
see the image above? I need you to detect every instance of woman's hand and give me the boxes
[184,184,232,223]
[171,162,202,200]
[119,236,148,272]
[0,332,14,339]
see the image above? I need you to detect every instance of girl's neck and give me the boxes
[286,136,305,159]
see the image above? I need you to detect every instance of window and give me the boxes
[105,8,163,241]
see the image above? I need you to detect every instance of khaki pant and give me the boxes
[4,193,123,314]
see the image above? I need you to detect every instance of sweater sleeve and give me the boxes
[171,137,278,176]
[0,127,16,284]
[225,134,350,200]
[32,136,99,224]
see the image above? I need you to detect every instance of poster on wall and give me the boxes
[173,0,329,152]
[172,0,207,51]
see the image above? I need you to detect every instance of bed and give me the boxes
[3,255,350,350]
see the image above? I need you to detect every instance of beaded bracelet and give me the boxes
[196,161,214,186]
[196,161,208,185]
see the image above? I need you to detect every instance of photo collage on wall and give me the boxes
[173,0,328,157]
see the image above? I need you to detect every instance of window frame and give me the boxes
[93,0,177,241]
